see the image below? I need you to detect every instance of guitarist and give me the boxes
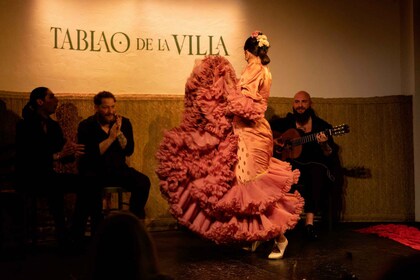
[269,91,344,241]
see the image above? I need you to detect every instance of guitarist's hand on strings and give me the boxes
[273,137,284,147]
[316,132,332,156]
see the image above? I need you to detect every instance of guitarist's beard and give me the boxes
[293,107,314,125]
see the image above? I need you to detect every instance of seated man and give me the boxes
[15,87,89,247]
[77,91,150,235]
[269,91,344,240]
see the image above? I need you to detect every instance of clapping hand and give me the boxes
[61,141,85,158]
[109,114,123,140]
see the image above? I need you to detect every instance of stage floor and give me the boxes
[1,222,420,280]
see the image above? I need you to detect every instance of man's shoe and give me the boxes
[305,224,318,241]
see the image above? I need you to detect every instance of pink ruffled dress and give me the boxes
[156,55,304,244]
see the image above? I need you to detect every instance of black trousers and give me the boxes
[289,161,334,215]
[79,167,151,235]
[17,172,101,241]
[101,167,150,218]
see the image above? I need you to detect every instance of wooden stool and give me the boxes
[102,186,130,215]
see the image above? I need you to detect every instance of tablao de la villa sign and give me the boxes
[50,27,230,56]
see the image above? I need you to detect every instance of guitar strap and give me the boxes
[289,159,336,182]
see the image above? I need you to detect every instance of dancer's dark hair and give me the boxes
[244,31,271,65]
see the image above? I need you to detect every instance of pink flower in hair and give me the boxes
[251,30,261,38]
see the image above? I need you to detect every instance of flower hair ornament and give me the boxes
[251,30,270,48]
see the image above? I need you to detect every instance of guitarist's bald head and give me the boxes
[294,91,312,104]
[293,91,312,111]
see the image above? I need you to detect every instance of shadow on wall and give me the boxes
[143,115,175,219]
[265,105,276,121]
[0,99,21,177]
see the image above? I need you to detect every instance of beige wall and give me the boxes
[0,0,412,98]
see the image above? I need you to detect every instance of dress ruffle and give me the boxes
[156,55,304,244]
[227,89,266,121]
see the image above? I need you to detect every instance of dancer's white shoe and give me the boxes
[268,238,288,259]
[242,241,262,252]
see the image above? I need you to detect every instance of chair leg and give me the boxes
[22,194,38,246]
[30,196,40,245]
[328,192,333,231]
[104,192,112,215]
[118,189,123,210]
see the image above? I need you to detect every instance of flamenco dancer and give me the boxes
[156,31,304,259]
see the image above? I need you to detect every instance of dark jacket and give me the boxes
[15,111,65,177]
[270,112,345,220]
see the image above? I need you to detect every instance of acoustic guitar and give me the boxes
[273,124,350,160]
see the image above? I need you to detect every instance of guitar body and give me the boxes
[274,128,302,161]
[273,124,349,161]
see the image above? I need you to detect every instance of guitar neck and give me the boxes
[290,129,330,146]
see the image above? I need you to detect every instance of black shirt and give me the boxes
[77,115,135,176]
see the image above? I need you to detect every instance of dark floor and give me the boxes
[1,221,420,280]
